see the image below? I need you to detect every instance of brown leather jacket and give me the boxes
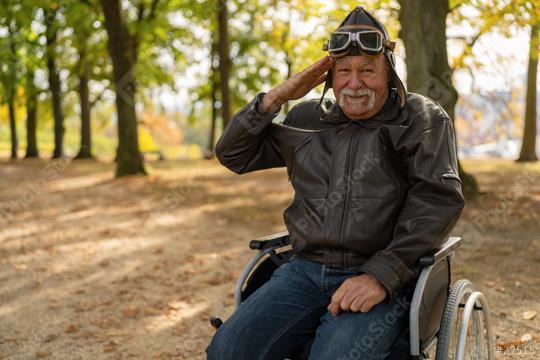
[215,91,465,299]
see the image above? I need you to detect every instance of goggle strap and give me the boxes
[383,39,396,51]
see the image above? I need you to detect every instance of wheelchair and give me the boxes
[209,231,494,360]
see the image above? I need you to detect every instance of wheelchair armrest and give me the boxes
[249,231,290,250]
[418,236,462,266]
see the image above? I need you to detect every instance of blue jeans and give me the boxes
[206,255,413,360]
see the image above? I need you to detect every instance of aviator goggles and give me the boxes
[323,27,396,58]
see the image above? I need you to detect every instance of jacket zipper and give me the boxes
[337,129,355,250]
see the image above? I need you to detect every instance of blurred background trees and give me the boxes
[0,0,538,198]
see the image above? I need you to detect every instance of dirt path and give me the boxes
[0,158,539,359]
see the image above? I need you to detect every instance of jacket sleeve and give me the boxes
[359,114,466,300]
[215,93,286,174]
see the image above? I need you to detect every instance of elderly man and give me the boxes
[207,7,465,360]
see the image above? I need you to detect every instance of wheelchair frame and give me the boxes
[211,231,494,360]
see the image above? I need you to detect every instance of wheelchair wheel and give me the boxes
[436,279,494,360]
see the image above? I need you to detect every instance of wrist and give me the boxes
[366,274,386,292]
[260,89,285,114]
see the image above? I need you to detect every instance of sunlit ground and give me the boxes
[0,158,539,359]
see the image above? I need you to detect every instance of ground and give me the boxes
[0,158,539,359]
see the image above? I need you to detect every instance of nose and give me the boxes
[347,73,363,90]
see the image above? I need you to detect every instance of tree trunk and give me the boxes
[205,41,218,160]
[217,0,232,129]
[8,95,17,160]
[25,68,39,158]
[45,9,65,159]
[75,64,94,159]
[517,23,538,162]
[7,20,18,160]
[100,0,146,176]
[399,0,480,198]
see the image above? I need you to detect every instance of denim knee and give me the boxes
[206,325,247,360]
[206,327,226,360]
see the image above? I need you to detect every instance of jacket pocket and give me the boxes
[288,136,312,182]
[283,196,326,250]
[344,197,399,254]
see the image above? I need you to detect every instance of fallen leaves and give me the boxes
[43,334,58,343]
[123,305,140,318]
[497,333,538,348]
[522,310,537,320]
[1,159,537,359]
[485,280,506,293]
[90,317,120,329]
[64,324,77,334]
[36,350,52,358]
[103,340,117,353]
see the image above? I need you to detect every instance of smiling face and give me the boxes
[332,55,389,120]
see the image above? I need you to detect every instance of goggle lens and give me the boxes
[358,32,380,50]
[329,33,351,51]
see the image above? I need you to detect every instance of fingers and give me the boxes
[328,275,387,316]
[350,296,375,313]
[313,56,334,72]
[328,285,346,317]
[360,301,375,313]
[300,56,333,80]
[329,291,372,316]
[339,290,356,312]
[310,73,328,88]
[305,56,332,71]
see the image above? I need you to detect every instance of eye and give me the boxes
[361,69,374,73]
[337,69,350,74]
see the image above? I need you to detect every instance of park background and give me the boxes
[0,0,539,359]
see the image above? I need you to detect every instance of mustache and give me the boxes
[341,88,374,97]
[338,87,376,111]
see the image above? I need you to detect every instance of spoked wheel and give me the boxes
[436,279,494,360]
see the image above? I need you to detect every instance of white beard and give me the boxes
[338,87,376,113]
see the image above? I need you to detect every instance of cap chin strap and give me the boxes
[317,70,333,109]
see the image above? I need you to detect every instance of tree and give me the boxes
[189,0,328,154]
[99,0,148,176]
[446,0,539,161]
[43,5,66,159]
[21,11,43,159]
[65,1,109,159]
[0,0,22,159]
[517,21,539,161]
[204,40,219,159]
[217,0,232,130]
[6,17,18,160]
[97,0,187,174]
[24,67,39,158]
[398,0,480,199]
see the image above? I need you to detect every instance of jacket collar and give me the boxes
[319,89,404,128]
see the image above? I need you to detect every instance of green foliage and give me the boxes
[0,0,538,159]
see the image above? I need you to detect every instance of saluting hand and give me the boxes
[259,56,334,114]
